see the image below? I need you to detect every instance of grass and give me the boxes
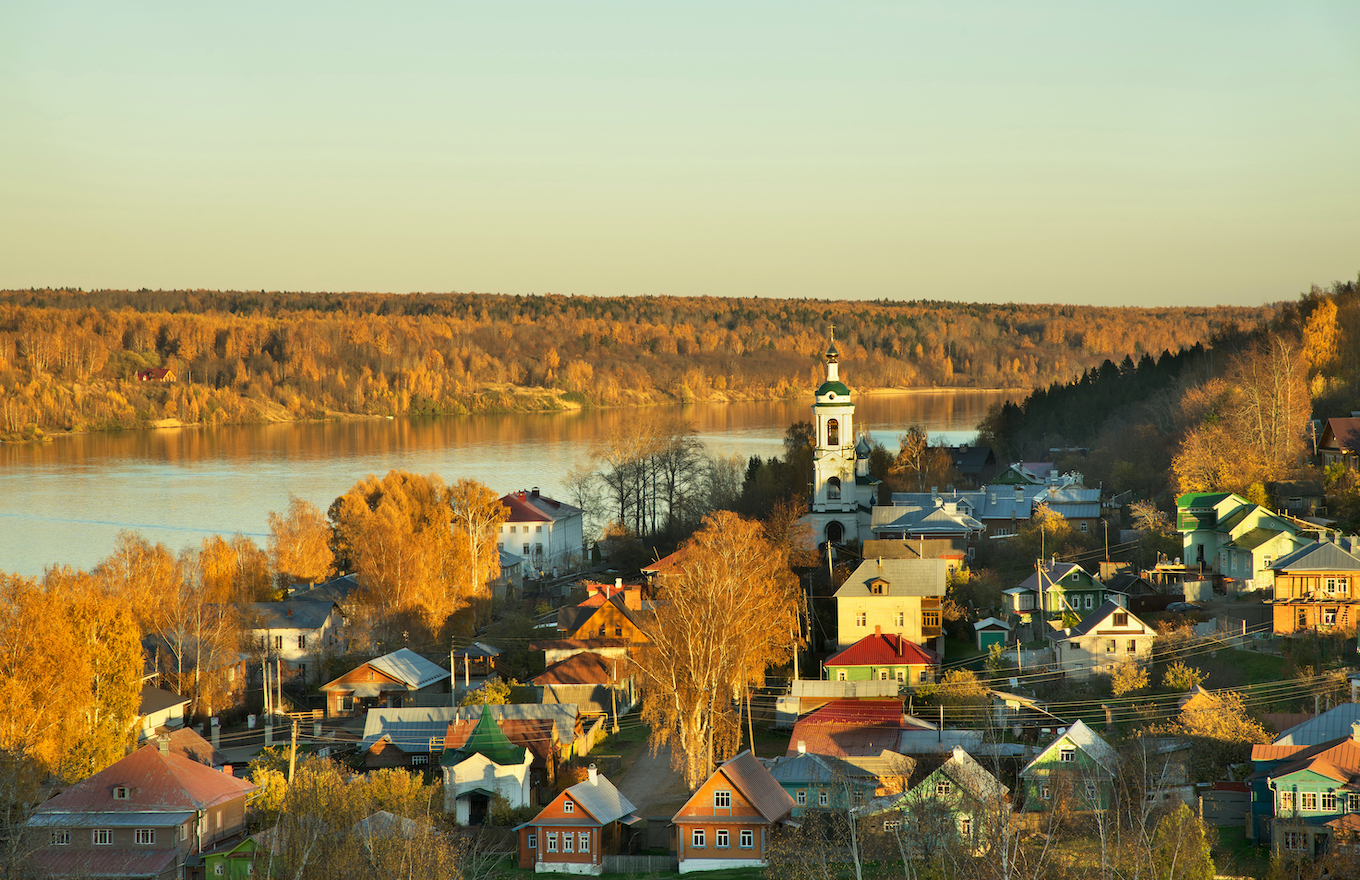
[944,636,986,662]
[1213,825,1270,879]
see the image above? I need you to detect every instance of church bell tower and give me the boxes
[810,332,858,542]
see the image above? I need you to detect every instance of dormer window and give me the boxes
[563,799,574,814]
[113,786,130,800]
[869,579,888,595]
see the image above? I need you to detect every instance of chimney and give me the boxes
[286,608,293,619]
[1352,721,1360,744]
[952,744,966,761]
[1016,485,1024,501]
[615,577,623,593]
[157,734,170,756]
[875,625,882,637]
[797,741,806,754]
[588,763,598,785]
[531,487,540,498]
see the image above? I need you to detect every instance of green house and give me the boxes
[1176,492,1310,584]
[1018,720,1118,812]
[199,834,261,879]
[873,745,1009,849]
[1004,561,1121,639]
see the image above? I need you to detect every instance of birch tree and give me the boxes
[633,510,799,789]
[269,496,335,589]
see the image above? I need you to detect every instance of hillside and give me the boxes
[0,289,1276,440]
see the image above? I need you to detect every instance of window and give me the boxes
[714,790,732,809]
[547,832,558,852]
[856,612,867,627]
[298,635,306,650]
[1105,639,1116,653]
[692,829,706,849]
[1126,639,1137,653]
[959,816,973,837]
[412,754,428,766]
[1285,831,1307,851]
[1323,792,1338,812]
[894,611,904,626]
[579,832,590,853]
[1349,793,1360,813]
[1041,785,1051,800]
[274,636,283,650]
[1302,792,1318,812]
[50,830,70,846]
[180,823,189,841]
[827,419,840,446]
[1018,594,1035,611]
[1298,608,1308,628]
[1079,521,1088,532]
[918,670,928,683]
[1325,608,1338,627]
[1085,782,1098,800]
[797,790,806,805]
[523,543,530,555]
[1060,747,1075,763]
[896,669,906,683]
[135,829,155,845]
[879,669,889,680]
[563,833,573,853]
[740,829,754,849]
[536,525,543,533]
[922,611,940,629]
[936,780,953,797]
[614,626,622,637]
[836,669,846,681]
[1085,595,1094,609]
[1114,612,1128,626]
[215,866,225,876]
[716,829,730,848]
[818,790,828,806]
[510,525,518,533]
[528,833,537,850]
[113,786,129,800]
[341,695,354,712]
[298,663,305,681]
[215,811,222,829]
[1280,791,1296,812]
[870,582,884,595]
[93,829,113,846]
[827,477,841,501]
[563,799,574,814]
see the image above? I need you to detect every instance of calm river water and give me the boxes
[0,391,1014,576]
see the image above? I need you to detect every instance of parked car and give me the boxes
[1166,602,1203,613]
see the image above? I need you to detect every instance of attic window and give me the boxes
[1059,747,1075,763]
[113,786,130,800]
[1114,613,1128,627]
[871,582,886,595]
[563,799,574,814]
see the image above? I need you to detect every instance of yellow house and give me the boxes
[834,557,948,653]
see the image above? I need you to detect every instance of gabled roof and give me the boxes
[368,648,451,690]
[533,652,616,686]
[289,573,361,606]
[835,558,948,599]
[1019,561,1098,594]
[1021,720,1119,777]
[1273,704,1360,747]
[1259,732,1360,784]
[642,548,686,577]
[928,746,1009,802]
[446,717,558,767]
[1052,601,1147,641]
[138,685,189,718]
[1270,540,1360,573]
[560,771,636,825]
[764,752,882,787]
[1321,417,1360,453]
[1230,527,1284,552]
[442,710,527,767]
[164,727,228,768]
[787,700,921,758]
[676,751,794,823]
[825,632,940,668]
[236,599,338,631]
[31,743,255,817]
[973,616,1012,632]
[559,593,643,636]
[500,490,582,524]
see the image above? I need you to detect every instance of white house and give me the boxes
[441,710,534,823]
[236,599,345,685]
[499,488,585,576]
[1048,601,1155,678]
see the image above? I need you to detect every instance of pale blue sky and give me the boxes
[1,2,1356,305]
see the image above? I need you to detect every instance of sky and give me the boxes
[1,2,1357,306]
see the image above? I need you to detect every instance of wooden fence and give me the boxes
[603,855,678,874]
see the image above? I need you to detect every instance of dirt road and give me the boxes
[615,739,690,817]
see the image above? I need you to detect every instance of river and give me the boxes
[0,390,1014,576]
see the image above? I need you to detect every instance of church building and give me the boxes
[802,334,876,547]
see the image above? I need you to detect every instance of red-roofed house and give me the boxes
[824,627,940,687]
[498,488,585,575]
[673,751,795,873]
[27,738,255,879]
[786,699,922,758]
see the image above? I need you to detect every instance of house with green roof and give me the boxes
[1018,720,1119,812]
[1176,492,1311,587]
[1003,560,1122,640]
[440,709,533,824]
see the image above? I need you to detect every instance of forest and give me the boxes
[0,287,1274,441]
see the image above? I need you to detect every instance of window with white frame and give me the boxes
[1126,639,1137,653]
[836,669,846,681]
[896,669,905,683]
[1349,793,1360,813]
[562,833,573,853]
[883,819,901,832]
[579,832,590,853]
[959,816,973,837]
[692,829,706,849]
[528,833,537,850]
[563,799,574,814]
[1041,784,1051,800]
[412,754,428,765]
[93,829,113,846]
[536,525,543,533]
[1325,608,1338,626]
[1323,791,1338,812]
[1105,639,1116,653]
[298,635,306,650]
[1285,831,1306,851]
[895,612,905,626]
[740,829,754,849]
[113,786,129,800]
[1085,595,1094,609]
[1280,791,1296,812]
[1302,792,1318,811]
[1080,521,1088,532]
[50,831,70,846]
[547,832,557,852]
[879,669,889,680]
[796,790,806,805]
[1059,747,1075,763]
[135,829,154,845]
[274,636,283,650]
[936,780,953,797]
[714,790,732,809]
[510,525,517,534]
[818,790,828,806]
[716,829,729,848]
[1085,782,1098,800]
[856,612,867,627]
[215,865,225,876]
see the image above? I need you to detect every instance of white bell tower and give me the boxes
[810,333,858,541]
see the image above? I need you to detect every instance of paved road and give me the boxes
[615,739,690,817]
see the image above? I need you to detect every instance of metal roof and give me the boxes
[368,648,450,690]
[1270,540,1360,572]
[561,771,637,825]
[27,810,195,827]
[835,557,948,599]
[1021,720,1119,777]
[235,599,338,631]
[1274,704,1360,746]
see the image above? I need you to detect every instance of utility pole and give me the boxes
[611,661,620,735]
[288,718,299,784]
